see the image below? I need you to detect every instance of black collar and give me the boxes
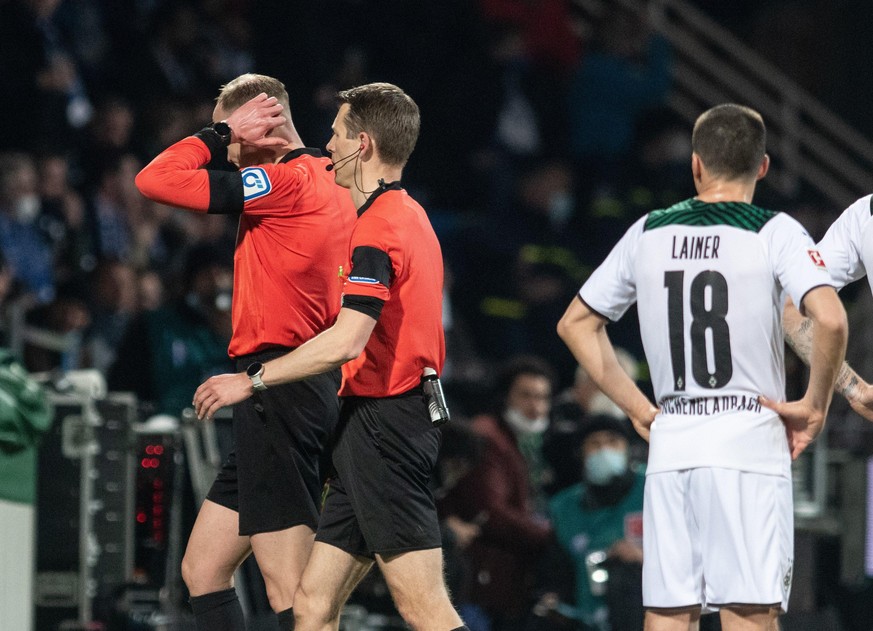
[357,180,403,217]
[279,147,323,163]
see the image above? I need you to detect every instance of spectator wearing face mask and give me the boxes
[535,414,645,631]
[437,355,556,631]
[546,347,643,496]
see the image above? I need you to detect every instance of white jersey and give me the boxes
[816,194,873,292]
[580,198,834,477]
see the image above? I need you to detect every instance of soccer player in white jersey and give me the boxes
[557,103,848,631]
[782,194,873,420]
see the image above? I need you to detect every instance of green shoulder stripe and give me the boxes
[644,199,777,232]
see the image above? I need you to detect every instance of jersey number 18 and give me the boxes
[664,270,733,390]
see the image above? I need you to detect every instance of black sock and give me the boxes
[276,607,295,630]
[189,588,246,631]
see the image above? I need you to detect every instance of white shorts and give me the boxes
[642,468,793,612]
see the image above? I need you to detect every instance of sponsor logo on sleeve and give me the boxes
[241,167,272,201]
[348,276,379,285]
[807,249,826,268]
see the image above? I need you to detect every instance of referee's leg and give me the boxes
[250,524,316,612]
[376,547,465,631]
[182,499,251,630]
[293,541,374,631]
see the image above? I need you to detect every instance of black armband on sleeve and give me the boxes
[350,246,392,287]
[206,171,244,214]
[342,294,385,320]
[194,127,245,214]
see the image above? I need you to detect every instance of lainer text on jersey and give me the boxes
[671,235,720,259]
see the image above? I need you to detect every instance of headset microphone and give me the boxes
[325,146,363,172]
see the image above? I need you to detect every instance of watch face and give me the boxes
[213,121,231,139]
[246,362,263,377]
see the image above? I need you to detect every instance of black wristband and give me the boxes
[195,127,229,159]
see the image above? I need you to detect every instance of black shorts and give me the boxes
[206,348,341,536]
[315,387,443,558]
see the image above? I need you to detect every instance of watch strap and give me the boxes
[250,372,267,392]
[246,362,268,392]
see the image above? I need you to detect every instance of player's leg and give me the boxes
[293,541,374,631]
[249,524,316,612]
[643,470,705,631]
[719,605,779,631]
[694,469,792,631]
[644,606,701,631]
[181,499,251,631]
[376,547,464,631]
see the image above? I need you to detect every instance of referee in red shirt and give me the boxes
[135,74,356,631]
[194,83,469,631]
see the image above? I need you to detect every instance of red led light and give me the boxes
[136,512,147,523]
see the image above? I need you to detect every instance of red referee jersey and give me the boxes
[339,184,445,397]
[136,135,356,357]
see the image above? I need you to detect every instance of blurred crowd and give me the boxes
[2,1,873,629]
[2,0,847,397]
[0,0,684,400]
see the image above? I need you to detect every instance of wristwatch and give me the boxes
[211,121,233,147]
[246,361,267,392]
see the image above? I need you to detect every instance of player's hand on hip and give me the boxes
[759,395,825,460]
[193,372,252,420]
[848,381,873,422]
[225,93,288,148]
[630,404,659,442]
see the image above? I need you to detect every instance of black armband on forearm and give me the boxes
[342,294,384,320]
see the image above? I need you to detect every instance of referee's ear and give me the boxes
[359,132,373,159]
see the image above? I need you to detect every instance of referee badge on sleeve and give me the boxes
[241,167,272,201]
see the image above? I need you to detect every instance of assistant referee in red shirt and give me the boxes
[194,83,469,631]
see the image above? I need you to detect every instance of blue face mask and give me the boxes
[584,448,628,485]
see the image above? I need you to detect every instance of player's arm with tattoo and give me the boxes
[783,297,873,421]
